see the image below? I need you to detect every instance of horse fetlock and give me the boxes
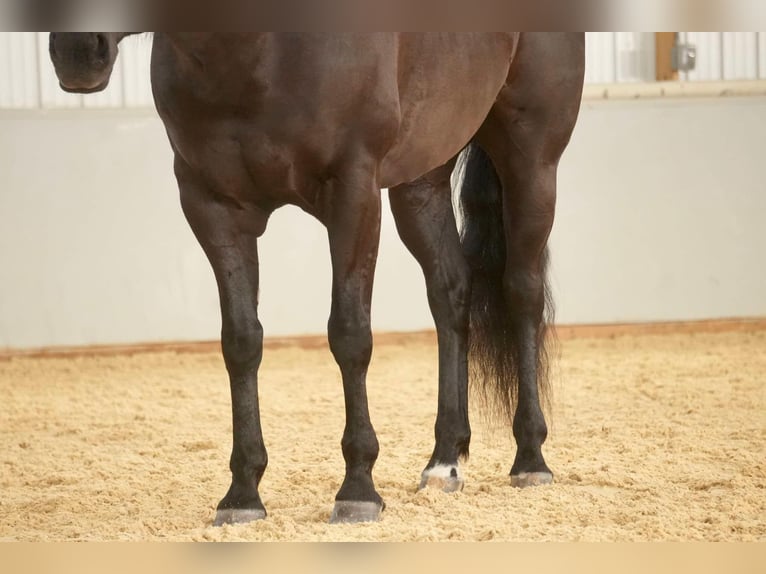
[230,442,268,471]
[512,412,548,446]
[432,423,471,461]
[341,429,380,466]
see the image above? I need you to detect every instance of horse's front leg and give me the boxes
[175,158,269,526]
[323,163,384,524]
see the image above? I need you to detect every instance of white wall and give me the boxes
[551,96,766,324]
[1,95,765,349]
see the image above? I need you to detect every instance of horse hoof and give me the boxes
[510,471,554,488]
[213,508,267,526]
[329,501,383,524]
[419,464,464,493]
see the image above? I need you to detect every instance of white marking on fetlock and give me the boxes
[419,463,464,492]
[424,463,463,480]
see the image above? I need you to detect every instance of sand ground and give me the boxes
[0,329,764,541]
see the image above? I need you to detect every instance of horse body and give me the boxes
[152,33,518,216]
[49,32,585,526]
[379,33,518,186]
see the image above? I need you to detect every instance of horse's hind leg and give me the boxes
[390,160,471,492]
[477,33,584,486]
[175,158,269,526]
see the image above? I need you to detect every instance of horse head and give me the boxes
[49,32,128,93]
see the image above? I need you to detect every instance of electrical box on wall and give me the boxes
[672,42,698,73]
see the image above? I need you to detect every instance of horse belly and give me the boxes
[380,33,516,188]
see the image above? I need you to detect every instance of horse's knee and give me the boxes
[328,313,372,369]
[230,441,268,476]
[221,320,264,373]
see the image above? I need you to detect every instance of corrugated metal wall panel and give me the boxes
[760,33,766,78]
[585,32,617,84]
[615,32,656,82]
[684,32,723,81]
[0,33,39,108]
[722,32,759,80]
[121,36,154,108]
[0,35,11,107]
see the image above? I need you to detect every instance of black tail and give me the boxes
[456,142,554,426]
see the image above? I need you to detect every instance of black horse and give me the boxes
[49,32,585,525]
